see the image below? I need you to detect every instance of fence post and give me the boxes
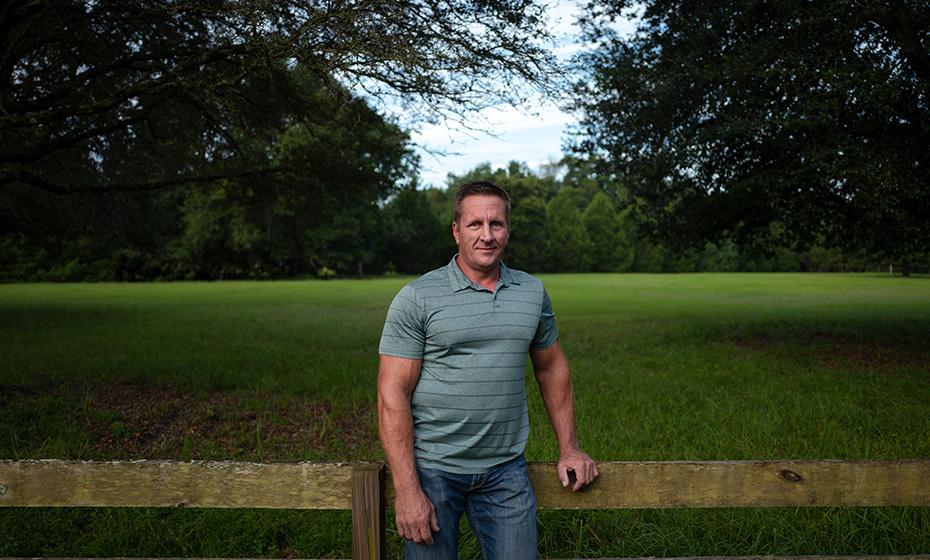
[352,462,385,560]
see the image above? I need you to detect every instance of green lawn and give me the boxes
[1,273,928,557]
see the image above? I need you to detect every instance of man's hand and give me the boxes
[395,488,440,544]
[557,448,599,491]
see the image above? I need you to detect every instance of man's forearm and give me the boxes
[533,343,581,452]
[532,342,598,490]
[537,364,581,453]
[378,390,421,494]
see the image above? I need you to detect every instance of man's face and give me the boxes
[452,194,510,275]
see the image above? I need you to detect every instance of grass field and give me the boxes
[2,273,929,558]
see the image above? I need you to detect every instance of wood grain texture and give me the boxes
[3,460,930,510]
[351,463,385,560]
[525,461,930,509]
[0,460,353,509]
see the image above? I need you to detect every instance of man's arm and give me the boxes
[530,340,599,491]
[377,354,439,544]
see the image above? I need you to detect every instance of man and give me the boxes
[378,181,598,559]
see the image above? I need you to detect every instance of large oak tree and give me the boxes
[1,0,560,194]
[574,0,930,271]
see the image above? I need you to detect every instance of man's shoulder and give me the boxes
[396,263,452,298]
[408,263,450,287]
[504,264,545,291]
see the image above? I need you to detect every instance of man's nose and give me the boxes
[479,224,493,240]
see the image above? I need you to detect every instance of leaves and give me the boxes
[575,0,930,258]
[1,0,561,194]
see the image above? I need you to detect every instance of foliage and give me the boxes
[583,192,634,271]
[166,81,413,278]
[1,0,561,194]
[508,195,550,273]
[0,61,412,280]
[574,0,930,271]
[545,188,593,272]
[382,186,450,274]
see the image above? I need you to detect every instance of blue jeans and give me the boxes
[406,455,537,560]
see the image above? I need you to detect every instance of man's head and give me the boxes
[452,181,511,276]
[452,181,511,227]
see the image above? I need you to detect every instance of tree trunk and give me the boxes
[290,216,300,278]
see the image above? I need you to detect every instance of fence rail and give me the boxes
[2,459,929,559]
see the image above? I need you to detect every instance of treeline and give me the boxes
[425,162,899,276]
[1,157,898,281]
[3,2,928,280]
[1,65,416,281]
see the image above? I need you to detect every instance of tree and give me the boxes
[545,188,593,272]
[1,0,561,194]
[575,1,930,273]
[383,185,449,275]
[168,74,413,279]
[508,195,550,272]
[583,192,633,271]
[0,62,414,280]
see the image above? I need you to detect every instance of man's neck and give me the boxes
[455,255,500,291]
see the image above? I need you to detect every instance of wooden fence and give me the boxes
[2,459,930,560]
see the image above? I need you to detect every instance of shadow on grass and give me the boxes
[1,383,380,461]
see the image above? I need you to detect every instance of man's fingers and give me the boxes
[417,523,434,545]
[558,464,570,487]
[564,459,599,491]
[572,470,585,491]
[430,504,440,532]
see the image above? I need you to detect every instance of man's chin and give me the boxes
[472,255,500,270]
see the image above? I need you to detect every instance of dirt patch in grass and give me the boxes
[732,332,929,373]
[3,384,379,461]
[731,334,783,351]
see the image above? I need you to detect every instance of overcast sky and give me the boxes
[410,2,637,188]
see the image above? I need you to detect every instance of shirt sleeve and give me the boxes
[531,286,560,350]
[379,284,426,359]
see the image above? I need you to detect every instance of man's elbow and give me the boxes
[378,381,412,416]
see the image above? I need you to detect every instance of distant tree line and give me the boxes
[2,1,927,279]
[1,155,912,281]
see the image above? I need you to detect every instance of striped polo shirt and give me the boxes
[379,255,559,474]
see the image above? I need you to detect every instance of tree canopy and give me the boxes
[574,0,930,266]
[1,0,560,194]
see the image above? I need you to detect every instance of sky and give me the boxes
[409,2,637,188]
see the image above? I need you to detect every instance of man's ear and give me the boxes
[452,220,459,244]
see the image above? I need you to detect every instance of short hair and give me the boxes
[452,181,512,224]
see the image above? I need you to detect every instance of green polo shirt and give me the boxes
[379,255,559,473]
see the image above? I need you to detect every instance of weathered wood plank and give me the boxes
[382,460,930,509]
[525,461,930,509]
[0,460,353,509]
[3,460,930,510]
[351,463,385,560]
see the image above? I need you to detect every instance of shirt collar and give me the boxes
[446,254,520,292]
